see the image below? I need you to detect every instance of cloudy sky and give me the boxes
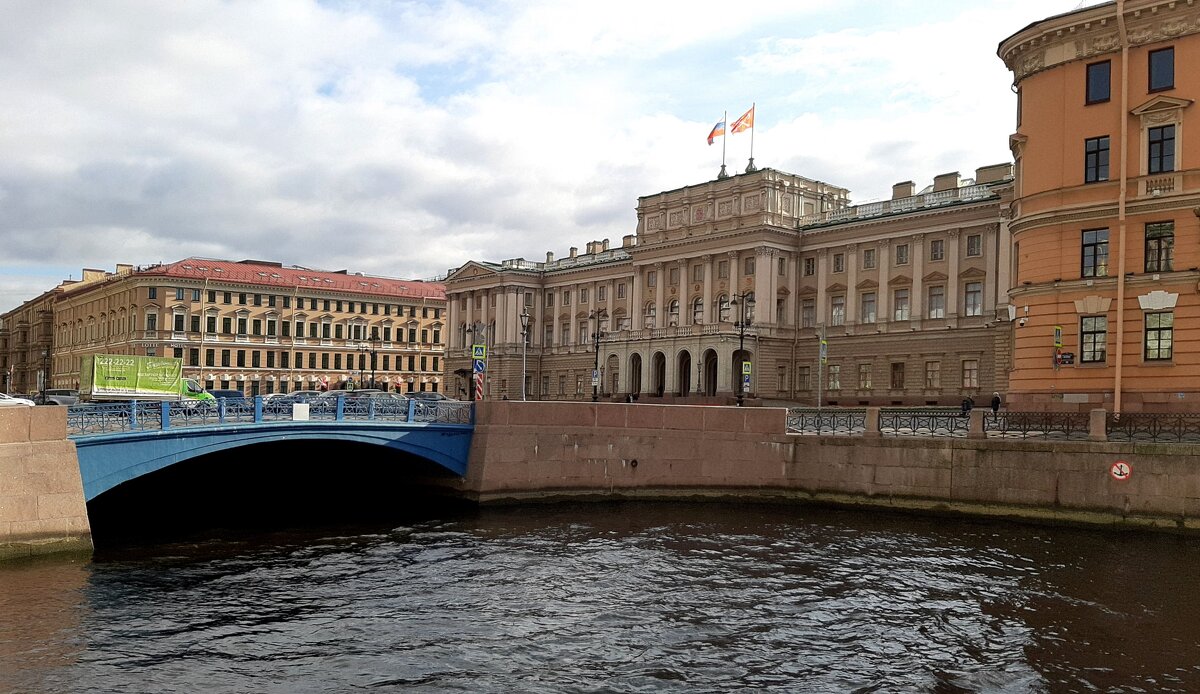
[0,0,1103,313]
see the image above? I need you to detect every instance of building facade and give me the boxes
[4,258,448,397]
[444,165,1014,405]
[1000,0,1200,412]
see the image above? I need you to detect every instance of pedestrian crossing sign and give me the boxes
[472,344,487,360]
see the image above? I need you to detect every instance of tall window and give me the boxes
[1082,229,1109,277]
[1148,125,1175,173]
[861,293,876,324]
[1145,312,1174,360]
[966,234,982,257]
[1084,136,1110,183]
[668,299,680,325]
[1081,316,1107,363]
[1086,60,1111,103]
[695,264,705,282]
[858,363,872,390]
[929,239,944,261]
[1149,47,1174,92]
[645,303,657,328]
[890,362,905,390]
[894,244,910,265]
[1145,222,1174,272]
[669,267,679,285]
[803,257,816,276]
[965,283,983,317]
[862,248,876,269]
[962,359,979,388]
[827,365,840,391]
[797,366,811,391]
[928,286,945,319]
[925,361,941,389]
[833,253,845,273]
[800,299,815,328]
[893,289,910,321]
[831,296,845,326]
[692,298,704,324]
[744,257,755,275]
[719,295,731,322]
[718,260,729,279]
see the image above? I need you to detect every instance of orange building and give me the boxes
[1000,0,1200,412]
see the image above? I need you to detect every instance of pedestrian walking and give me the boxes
[991,391,1001,414]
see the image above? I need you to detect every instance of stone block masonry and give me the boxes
[0,407,92,559]
[455,402,1200,533]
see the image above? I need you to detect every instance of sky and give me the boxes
[0,0,1106,313]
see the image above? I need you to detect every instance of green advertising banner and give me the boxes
[89,355,183,397]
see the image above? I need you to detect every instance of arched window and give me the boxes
[718,295,730,322]
[668,300,680,326]
[645,302,657,328]
[692,298,704,324]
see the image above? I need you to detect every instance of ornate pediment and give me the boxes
[1074,295,1112,315]
[887,274,912,287]
[855,279,878,290]
[1138,290,1178,311]
[1131,95,1193,117]
[827,283,847,293]
[923,271,948,283]
[797,285,817,297]
[959,266,987,279]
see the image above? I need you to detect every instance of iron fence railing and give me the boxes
[1106,413,1200,443]
[67,396,474,437]
[787,407,1091,441]
[881,408,967,437]
[983,411,1091,440]
[786,408,867,436]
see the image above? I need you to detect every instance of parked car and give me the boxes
[0,393,36,407]
[33,389,79,406]
[410,392,455,402]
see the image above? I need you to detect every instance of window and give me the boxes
[928,286,945,319]
[929,240,944,261]
[205,349,215,367]
[890,363,905,390]
[1086,60,1111,103]
[858,364,872,390]
[174,287,184,300]
[1082,229,1109,278]
[800,299,815,328]
[966,234,982,257]
[543,324,553,346]
[833,253,845,273]
[145,313,158,332]
[1145,222,1174,273]
[797,366,811,391]
[207,290,216,303]
[1148,125,1175,174]
[598,286,607,301]
[718,260,729,279]
[644,303,657,328]
[777,258,786,276]
[222,317,232,334]
[190,315,200,332]
[862,248,876,269]
[827,365,840,391]
[803,257,816,276]
[861,293,876,324]
[694,265,705,282]
[894,244,909,265]
[562,291,570,306]
[669,267,680,285]
[965,283,983,317]
[831,296,845,326]
[1145,312,1174,360]
[692,298,704,324]
[545,292,554,308]
[221,349,230,367]
[173,314,185,332]
[236,350,246,367]
[647,270,657,287]
[893,289,910,321]
[1084,136,1110,183]
[1081,316,1107,363]
[744,257,755,275]
[1149,47,1174,92]
[617,283,627,299]
[925,361,940,389]
[777,365,788,392]
[962,359,979,388]
[669,300,680,325]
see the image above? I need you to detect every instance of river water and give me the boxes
[2,502,1199,693]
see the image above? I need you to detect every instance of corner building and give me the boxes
[1000,0,1200,412]
[445,165,1013,405]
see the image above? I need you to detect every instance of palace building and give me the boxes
[1000,0,1200,412]
[443,164,1015,405]
[1,259,447,397]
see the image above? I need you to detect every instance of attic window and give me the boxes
[258,272,268,276]
[214,268,223,272]
[271,273,281,278]
[196,266,209,271]
[182,265,192,270]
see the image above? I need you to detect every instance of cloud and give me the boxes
[0,0,1101,312]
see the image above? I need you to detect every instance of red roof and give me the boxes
[137,258,445,300]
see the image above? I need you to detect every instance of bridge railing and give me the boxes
[67,396,474,436]
[786,407,1093,440]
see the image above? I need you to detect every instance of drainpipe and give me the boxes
[1114,0,1129,415]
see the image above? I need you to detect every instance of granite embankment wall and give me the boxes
[0,407,92,559]
[455,402,1200,532]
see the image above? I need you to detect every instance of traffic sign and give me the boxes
[1110,460,1132,481]
[742,361,753,376]
[591,369,600,386]
[743,374,751,388]
[473,359,486,373]
[472,344,487,360]
[819,339,828,364]
[1053,326,1063,349]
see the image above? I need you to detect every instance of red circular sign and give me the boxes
[1110,460,1132,481]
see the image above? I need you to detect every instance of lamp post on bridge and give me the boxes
[520,307,530,401]
[731,291,755,407]
[590,308,607,402]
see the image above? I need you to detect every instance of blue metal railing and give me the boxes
[67,396,474,437]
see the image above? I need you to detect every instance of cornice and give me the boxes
[1010,194,1200,234]
[1000,1,1200,84]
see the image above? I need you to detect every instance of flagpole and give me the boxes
[746,102,757,173]
[719,110,728,179]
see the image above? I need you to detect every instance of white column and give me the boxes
[495,287,509,344]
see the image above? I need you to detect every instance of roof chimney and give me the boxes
[546,251,554,263]
[602,238,610,252]
[974,163,1013,184]
[569,246,578,258]
[933,172,961,192]
[622,235,636,248]
[892,181,916,200]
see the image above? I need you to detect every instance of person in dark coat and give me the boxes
[990,392,1001,414]
[961,395,974,416]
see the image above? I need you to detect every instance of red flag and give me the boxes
[730,105,754,134]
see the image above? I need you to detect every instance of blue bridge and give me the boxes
[67,397,475,502]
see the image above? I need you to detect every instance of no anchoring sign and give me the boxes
[1110,460,1132,481]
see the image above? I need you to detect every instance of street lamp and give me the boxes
[358,334,380,389]
[590,309,607,402]
[39,348,49,404]
[731,292,755,407]
[520,307,530,401]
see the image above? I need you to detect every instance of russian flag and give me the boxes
[707,120,725,145]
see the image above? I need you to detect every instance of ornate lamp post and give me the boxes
[520,307,530,401]
[589,308,607,402]
[358,334,380,389]
[731,292,755,407]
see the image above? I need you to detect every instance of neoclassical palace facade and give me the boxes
[1,259,447,396]
[1000,0,1200,412]
[444,165,1015,405]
